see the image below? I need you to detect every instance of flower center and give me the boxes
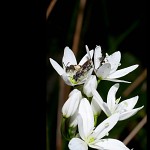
[69,77,78,84]
[88,137,95,143]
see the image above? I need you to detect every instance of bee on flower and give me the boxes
[49,45,94,86]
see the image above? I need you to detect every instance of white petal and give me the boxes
[90,50,94,59]
[68,138,88,150]
[116,96,139,112]
[91,99,101,116]
[62,90,82,117]
[69,108,79,127]
[107,83,119,111]
[119,106,144,121]
[102,102,112,116]
[69,89,82,98]
[107,51,121,74]
[61,73,73,86]
[96,63,111,79]
[92,89,104,104]
[78,98,94,139]
[88,141,102,149]
[108,65,139,79]
[62,46,77,66]
[92,89,111,116]
[92,113,119,140]
[77,114,86,140]
[104,78,131,83]
[85,45,94,59]
[49,58,65,75]
[90,139,130,150]
[79,50,94,65]
[94,45,102,70]
[92,96,111,116]
[86,68,94,78]
[83,75,98,97]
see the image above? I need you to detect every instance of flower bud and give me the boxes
[83,75,97,97]
[62,89,82,118]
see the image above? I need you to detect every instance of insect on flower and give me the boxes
[50,45,94,86]
[65,55,93,82]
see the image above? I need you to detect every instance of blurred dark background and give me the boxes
[46,0,147,150]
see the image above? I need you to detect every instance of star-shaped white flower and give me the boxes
[92,83,144,121]
[69,98,130,150]
[94,45,139,83]
[49,46,94,86]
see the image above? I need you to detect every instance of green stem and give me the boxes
[62,137,69,150]
[97,78,101,84]
[61,117,70,141]
[74,84,83,91]
[94,115,98,127]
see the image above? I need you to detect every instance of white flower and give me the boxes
[92,83,144,121]
[83,75,98,97]
[49,46,94,86]
[91,97,101,117]
[69,98,130,150]
[94,45,139,83]
[62,89,82,118]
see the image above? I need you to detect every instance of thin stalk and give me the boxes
[123,69,147,97]
[123,115,147,145]
[46,0,57,20]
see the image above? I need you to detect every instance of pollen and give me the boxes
[89,137,95,143]
[70,77,78,84]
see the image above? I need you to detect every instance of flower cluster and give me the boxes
[49,45,144,150]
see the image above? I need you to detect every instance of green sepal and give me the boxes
[61,117,77,141]
[94,115,98,126]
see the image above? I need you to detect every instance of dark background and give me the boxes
[46,0,147,150]
[3,0,147,150]
[46,0,147,67]
[26,0,147,150]
[45,0,147,150]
